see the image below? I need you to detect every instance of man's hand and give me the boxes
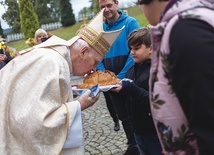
[78,90,100,110]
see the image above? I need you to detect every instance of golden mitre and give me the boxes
[68,8,124,57]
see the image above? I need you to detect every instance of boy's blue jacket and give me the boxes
[97,10,140,79]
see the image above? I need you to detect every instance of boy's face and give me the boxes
[130,44,152,63]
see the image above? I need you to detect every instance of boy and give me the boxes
[113,27,162,155]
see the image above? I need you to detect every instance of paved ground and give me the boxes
[71,76,127,155]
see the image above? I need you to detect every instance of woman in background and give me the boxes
[34,28,49,45]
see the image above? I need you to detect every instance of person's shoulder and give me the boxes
[170,18,214,59]
[123,14,138,22]
[121,14,140,27]
[119,10,137,21]
[173,18,212,30]
[32,47,69,70]
[31,46,65,60]
[171,18,213,40]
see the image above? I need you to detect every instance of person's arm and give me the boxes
[36,50,85,149]
[169,18,214,153]
[117,80,149,104]
[64,87,100,149]
[63,101,83,148]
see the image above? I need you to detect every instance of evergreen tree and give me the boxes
[34,0,59,24]
[19,0,40,39]
[49,0,60,23]
[59,0,75,27]
[0,20,4,38]
[2,0,60,33]
[2,0,21,33]
[91,0,99,14]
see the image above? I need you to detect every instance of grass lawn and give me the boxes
[8,6,148,51]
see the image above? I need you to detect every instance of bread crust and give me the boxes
[77,70,120,89]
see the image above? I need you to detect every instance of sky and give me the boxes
[0,0,135,29]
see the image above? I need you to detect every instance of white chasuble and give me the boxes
[0,36,84,155]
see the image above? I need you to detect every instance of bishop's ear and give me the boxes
[79,46,89,58]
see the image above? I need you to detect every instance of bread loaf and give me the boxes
[77,70,119,89]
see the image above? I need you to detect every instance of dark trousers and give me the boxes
[108,91,137,149]
[103,92,119,123]
[134,132,162,155]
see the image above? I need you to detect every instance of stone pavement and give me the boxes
[71,76,127,155]
[83,93,127,155]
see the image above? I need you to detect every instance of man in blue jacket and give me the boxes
[97,0,140,154]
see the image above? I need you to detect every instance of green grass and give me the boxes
[8,6,148,51]
[126,6,149,26]
[8,22,85,51]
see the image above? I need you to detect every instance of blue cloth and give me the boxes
[97,10,140,151]
[97,10,140,79]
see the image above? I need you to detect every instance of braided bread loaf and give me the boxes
[77,70,119,89]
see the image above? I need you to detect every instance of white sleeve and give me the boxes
[63,101,83,148]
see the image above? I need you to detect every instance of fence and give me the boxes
[78,12,95,22]
[6,22,62,42]
[6,33,24,42]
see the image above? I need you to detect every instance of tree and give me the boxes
[59,0,75,27]
[78,7,94,22]
[1,0,21,33]
[90,0,99,14]
[49,0,60,23]
[19,0,40,39]
[0,20,4,38]
[34,0,59,24]
[1,0,60,33]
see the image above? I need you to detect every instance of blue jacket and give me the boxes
[97,10,140,79]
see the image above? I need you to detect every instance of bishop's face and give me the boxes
[72,47,103,76]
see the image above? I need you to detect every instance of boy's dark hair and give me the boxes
[98,0,117,3]
[136,0,152,5]
[136,0,169,5]
[128,27,151,49]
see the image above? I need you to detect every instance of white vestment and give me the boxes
[0,36,85,155]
